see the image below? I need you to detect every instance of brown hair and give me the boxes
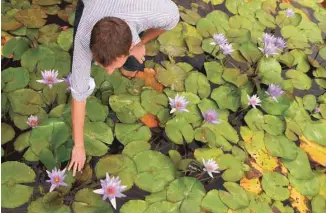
[90,17,132,67]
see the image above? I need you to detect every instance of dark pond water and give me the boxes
[1,0,326,212]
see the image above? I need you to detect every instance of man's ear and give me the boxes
[130,42,135,50]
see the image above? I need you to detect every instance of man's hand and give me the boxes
[68,145,86,176]
[129,42,146,63]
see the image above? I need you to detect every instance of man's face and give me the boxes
[102,54,129,75]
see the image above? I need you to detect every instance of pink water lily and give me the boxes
[36,70,64,89]
[202,159,220,178]
[46,168,68,192]
[266,84,284,102]
[247,94,261,108]
[202,109,220,124]
[65,73,72,91]
[93,173,127,209]
[169,94,189,114]
[27,115,39,128]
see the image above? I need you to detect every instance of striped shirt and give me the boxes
[70,0,180,101]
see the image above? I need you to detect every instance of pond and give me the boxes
[1,0,326,213]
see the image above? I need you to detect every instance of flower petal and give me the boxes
[109,197,117,209]
[93,188,105,195]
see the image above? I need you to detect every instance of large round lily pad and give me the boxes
[1,123,15,145]
[261,172,290,201]
[141,89,168,115]
[2,161,35,208]
[8,89,43,115]
[14,7,47,28]
[219,182,250,210]
[201,189,228,213]
[115,123,151,145]
[133,150,176,193]
[95,154,137,190]
[185,71,211,99]
[2,67,30,92]
[120,200,149,213]
[165,116,194,144]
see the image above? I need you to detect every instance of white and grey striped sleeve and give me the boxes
[70,23,95,101]
[149,0,180,30]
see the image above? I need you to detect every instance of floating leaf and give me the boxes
[120,200,149,213]
[21,45,55,72]
[28,194,71,213]
[258,57,282,85]
[14,131,31,152]
[240,177,262,195]
[2,67,30,92]
[262,172,290,201]
[135,68,163,92]
[37,24,60,44]
[141,89,168,115]
[8,89,43,115]
[217,154,245,182]
[134,150,176,193]
[289,187,310,213]
[2,37,29,60]
[14,8,47,28]
[167,177,206,213]
[165,116,194,144]
[144,201,181,213]
[72,189,113,213]
[211,83,241,112]
[219,182,250,210]
[156,62,187,91]
[1,15,23,31]
[122,141,150,158]
[225,0,243,14]
[204,61,225,84]
[239,41,262,64]
[222,68,248,88]
[95,154,137,190]
[2,161,35,208]
[289,173,320,197]
[303,121,326,147]
[57,28,73,51]
[1,123,15,145]
[185,71,211,98]
[264,134,298,160]
[115,123,151,145]
[86,96,109,122]
[312,195,326,213]
[201,189,229,213]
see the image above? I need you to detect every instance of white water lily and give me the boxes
[169,94,189,114]
[36,70,64,88]
[27,115,39,128]
[202,159,220,178]
[247,94,261,108]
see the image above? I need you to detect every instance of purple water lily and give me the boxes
[27,115,39,128]
[266,84,284,102]
[247,94,261,108]
[202,159,220,178]
[36,70,64,89]
[285,8,295,18]
[46,168,68,192]
[169,94,189,114]
[259,33,287,57]
[220,43,234,55]
[93,173,127,209]
[202,109,220,124]
[314,107,320,113]
[65,73,72,91]
[210,33,228,46]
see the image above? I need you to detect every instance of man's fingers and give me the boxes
[68,161,74,171]
[77,161,84,172]
[73,162,78,176]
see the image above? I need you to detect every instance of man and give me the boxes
[68,0,180,175]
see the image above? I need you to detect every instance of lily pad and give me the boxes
[201,189,229,213]
[185,71,211,98]
[312,195,326,213]
[122,141,151,158]
[204,61,225,84]
[219,182,250,210]
[95,154,137,190]
[262,172,290,201]
[8,89,43,115]
[141,89,168,115]
[167,177,206,213]
[303,121,326,147]
[217,154,245,182]
[133,150,176,193]
[57,28,73,51]
[115,123,151,145]
[288,174,320,197]
[264,134,298,160]
[86,96,109,122]
[2,161,35,208]
[120,200,149,213]
[21,45,55,72]
[14,8,47,28]
[165,116,194,144]
[258,57,282,85]
[37,24,60,44]
[239,41,262,64]
[2,37,30,60]
[156,62,187,91]
[2,67,29,92]
[222,68,248,88]
[286,69,312,90]
[72,188,113,213]
[28,194,71,213]
[1,123,15,145]
[211,83,241,112]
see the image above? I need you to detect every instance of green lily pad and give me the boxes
[42,83,68,106]
[32,0,61,6]
[14,131,31,152]
[211,83,241,112]
[194,147,223,162]
[217,154,245,182]
[185,71,211,98]
[14,8,47,28]
[239,41,262,64]
[261,172,290,201]
[312,195,326,213]
[264,134,298,160]
[57,28,73,51]
[303,94,317,112]
[95,154,137,190]
[156,62,187,91]
[261,93,292,116]
[84,121,113,156]
[282,148,313,180]
[145,40,160,56]
[319,46,326,60]
[288,174,320,197]
[303,121,326,146]
[1,123,15,145]
[37,24,60,44]
[141,89,168,115]
[165,116,194,144]
[286,69,312,90]
[8,89,43,115]
[222,68,248,88]
[201,189,229,213]
[144,201,180,213]
[225,0,243,14]
[196,18,217,37]
[204,61,225,84]
[180,7,201,25]
[134,150,176,193]
[258,57,282,85]
[42,5,61,15]
[290,49,310,73]
[2,161,35,208]
[167,177,206,213]
[2,37,30,60]
[115,123,151,145]
[262,115,285,136]
[86,96,109,122]
[120,200,149,213]
[244,108,264,131]
[27,193,71,213]
[206,10,230,33]
[2,67,30,92]
[122,141,151,158]
[219,182,250,210]
[227,29,251,44]
[72,189,114,213]
[256,10,276,29]
[21,45,55,72]
[145,189,167,204]
[1,15,23,31]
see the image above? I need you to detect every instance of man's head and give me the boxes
[90,17,132,74]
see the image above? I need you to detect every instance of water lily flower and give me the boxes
[247,94,261,108]
[27,115,39,128]
[266,84,284,102]
[202,159,220,178]
[262,33,276,45]
[46,168,68,192]
[36,70,64,89]
[285,8,295,18]
[169,94,189,114]
[275,37,287,49]
[314,107,320,113]
[65,73,72,91]
[93,173,127,209]
[202,109,220,124]
[259,42,279,57]
[220,43,234,55]
[210,33,228,46]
